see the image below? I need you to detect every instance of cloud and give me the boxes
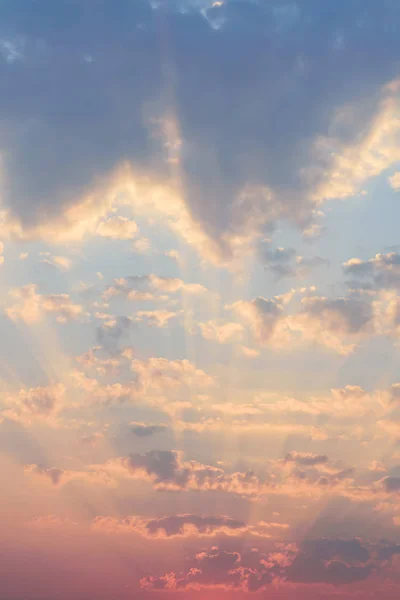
[260,246,297,278]
[284,451,328,466]
[227,292,376,353]
[28,515,77,528]
[3,383,65,423]
[259,245,329,278]
[6,284,84,323]
[96,316,133,352]
[92,514,248,538]
[379,476,400,494]
[1,2,400,262]
[96,216,138,240]
[285,539,372,586]
[199,320,244,344]
[130,357,215,393]
[24,464,65,485]
[389,172,400,190]
[228,296,283,343]
[344,252,400,290]
[122,449,264,496]
[103,274,208,302]
[286,295,375,354]
[135,309,181,328]
[24,463,114,487]
[130,423,168,437]
[40,254,72,271]
[141,538,400,592]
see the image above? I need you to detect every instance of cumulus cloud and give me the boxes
[344,252,400,290]
[3,383,65,423]
[287,295,375,353]
[199,320,244,344]
[6,284,84,323]
[228,296,283,343]
[227,293,376,353]
[130,357,215,393]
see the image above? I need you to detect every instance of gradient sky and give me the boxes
[1,1,400,598]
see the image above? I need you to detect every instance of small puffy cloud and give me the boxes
[302,223,326,240]
[41,255,72,271]
[228,297,283,343]
[260,245,329,278]
[199,320,244,344]
[132,236,150,254]
[6,284,84,323]
[389,172,400,190]
[135,309,181,328]
[344,252,400,290]
[260,246,297,278]
[4,383,65,423]
[130,358,215,393]
[96,216,138,240]
[239,345,260,358]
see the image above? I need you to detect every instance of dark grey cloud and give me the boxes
[25,463,64,485]
[379,476,400,493]
[0,1,400,256]
[260,245,330,278]
[96,316,133,353]
[130,423,168,437]
[142,537,400,591]
[122,449,263,495]
[286,538,372,586]
[284,451,328,466]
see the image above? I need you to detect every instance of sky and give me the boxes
[1,0,400,598]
